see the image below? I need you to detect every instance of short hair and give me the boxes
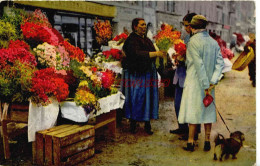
[183,13,197,23]
[132,18,144,32]
[190,15,208,29]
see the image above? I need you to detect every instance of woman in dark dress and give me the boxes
[122,18,166,135]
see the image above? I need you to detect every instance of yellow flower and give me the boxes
[80,66,93,77]
[79,80,89,88]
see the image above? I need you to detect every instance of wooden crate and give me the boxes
[36,124,95,166]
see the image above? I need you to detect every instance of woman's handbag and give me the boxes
[203,92,213,107]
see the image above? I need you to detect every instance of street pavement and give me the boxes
[0,55,256,166]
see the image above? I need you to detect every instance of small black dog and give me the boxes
[214,131,245,161]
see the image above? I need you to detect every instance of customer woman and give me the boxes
[122,18,166,135]
[178,15,224,151]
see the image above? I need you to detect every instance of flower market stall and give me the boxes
[0,8,125,160]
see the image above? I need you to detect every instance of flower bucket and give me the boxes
[28,97,59,142]
[60,101,90,123]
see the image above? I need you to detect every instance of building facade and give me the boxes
[1,1,255,53]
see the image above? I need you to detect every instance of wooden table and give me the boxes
[1,104,117,160]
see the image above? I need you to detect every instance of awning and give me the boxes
[14,1,116,18]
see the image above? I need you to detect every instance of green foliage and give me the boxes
[0,20,17,48]
[0,61,36,103]
[156,38,172,51]
[2,8,27,40]
[88,81,110,99]
[69,59,86,79]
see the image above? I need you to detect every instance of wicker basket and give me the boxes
[232,46,255,71]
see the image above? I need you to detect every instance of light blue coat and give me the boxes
[178,30,224,124]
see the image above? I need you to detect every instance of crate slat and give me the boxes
[60,137,95,158]
[61,147,95,166]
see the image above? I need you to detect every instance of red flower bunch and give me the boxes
[0,41,37,68]
[221,47,234,60]
[234,33,245,46]
[174,42,186,57]
[91,67,98,72]
[31,68,69,104]
[101,70,115,89]
[62,40,85,62]
[9,40,30,51]
[174,41,186,62]
[21,22,61,46]
[102,48,123,60]
[112,33,128,41]
[94,19,112,45]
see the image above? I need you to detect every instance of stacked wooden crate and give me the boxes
[35,124,95,165]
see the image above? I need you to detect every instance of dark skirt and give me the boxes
[121,64,159,121]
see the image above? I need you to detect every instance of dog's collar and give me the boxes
[231,137,243,146]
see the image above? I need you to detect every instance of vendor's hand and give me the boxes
[157,51,167,58]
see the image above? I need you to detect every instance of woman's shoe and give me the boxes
[203,141,211,151]
[130,119,137,134]
[145,129,154,135]
[183,143,195,152]
[144,121,153,135]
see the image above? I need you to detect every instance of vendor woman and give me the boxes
[122,18,166,135]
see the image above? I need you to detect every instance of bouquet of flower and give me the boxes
[63,40,85,62]
[74,81,99,114]
[173,39,186,62]
[33,42,70,69]
[0,40,37,67]
[153,24,181,68]
[112,32,128,45]
[20,9,64,48]
[102,48,123,61]
[0,60,37,103]
[30,68,69,105]
[94,19,112,45]
[21,22,61,47]
[33,42,57,68]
